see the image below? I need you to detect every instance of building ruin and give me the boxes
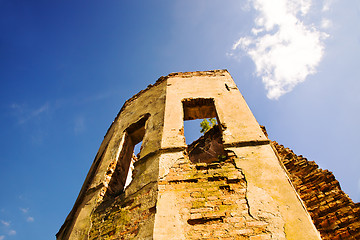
[57,70,360,239]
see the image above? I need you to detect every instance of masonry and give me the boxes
[57,69,356,239]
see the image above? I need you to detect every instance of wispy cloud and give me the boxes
[0,220,10,227]
[74,116,86,135]
[0,220,16,237]
[19,208,35,223]
[54,90,116,109]
[322,0,333,12]
[19,208,29,214]
[231,0,330,99]
[11,102,50,124]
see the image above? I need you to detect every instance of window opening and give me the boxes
[182,99,225,164]
[123,154,135,189]
[184,119,203,145]
[105,114,149,198]
[124,140,142,189]
[133,140,143,158]
[184,118,217,145]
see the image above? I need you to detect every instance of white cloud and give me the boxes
[19,208,35,222]
[232,0,329,99]
[19,208,29,214]
[74,116,86,135]
[0,235,5,240]
[11,102,50,124]
[321,18,332,29]
[241,0,252,11]
[8,230,16,236]
[322,0,333,12]
[31,103,49,117]
[0,220,10,227]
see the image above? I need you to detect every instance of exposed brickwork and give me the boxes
[155,127,275,239]
[272,141,360,240]
[159,153,273,239]
[76,122,360,240]
[88,182,157,240]
[58,71,323,239]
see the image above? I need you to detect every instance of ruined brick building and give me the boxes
[57,70,360,239]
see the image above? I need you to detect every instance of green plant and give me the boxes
[200,118,216,133]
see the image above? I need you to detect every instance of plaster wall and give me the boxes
[230,145,321,239]
[154,70,320,239]
[58,70,321,240]
[57,80,167,240]
[161,70,267,150]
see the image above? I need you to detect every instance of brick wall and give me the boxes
[158,151,272,240]
[272,142,360,240]
[155,127,274,239]
[87,125,360,239]
[88,182,157,240]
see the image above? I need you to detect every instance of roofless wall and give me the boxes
[57,70,321,239]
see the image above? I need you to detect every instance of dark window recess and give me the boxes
[104,114,149,198]
[182,98,217,121]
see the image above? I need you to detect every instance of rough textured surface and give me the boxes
[188,125,225,164]
[89,182,157,240]
[154,127,273,239]
[56,79,167,240]
[58,70,322,240]
[229,145,319,239]
[273,141,360,240]
[156,151,272,239]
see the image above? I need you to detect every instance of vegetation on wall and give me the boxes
[200,118,217,133]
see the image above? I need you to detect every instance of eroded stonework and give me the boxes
[57,70,328,239]
[155,128,275,239]
[273,141,360,240]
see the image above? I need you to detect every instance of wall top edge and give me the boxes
[104,69,229,137]
[122,69,229,112]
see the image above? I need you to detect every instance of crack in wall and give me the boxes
[229,148,285,239]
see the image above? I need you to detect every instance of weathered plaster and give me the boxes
[231,145,321,239]
[58,70,321,240]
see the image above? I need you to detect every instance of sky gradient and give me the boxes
[1,1,359,239]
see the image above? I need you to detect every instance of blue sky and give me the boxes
[1,1,359,239]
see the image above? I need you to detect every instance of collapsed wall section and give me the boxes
[273,141,360,240]
[154,127,277,239]
[58,70,324,240]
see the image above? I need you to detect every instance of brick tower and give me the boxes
[57,70,321,239]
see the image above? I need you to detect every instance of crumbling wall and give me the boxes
[88,182,157,239]
[56,78,168,240]
[153,127,283,239]
[188,125,225,164]
[273,142,360,240]
[155,156,271,239]
[58,70,326,239]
